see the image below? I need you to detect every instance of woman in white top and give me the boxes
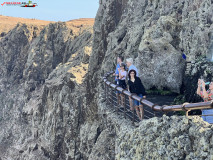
[118,63,127,107]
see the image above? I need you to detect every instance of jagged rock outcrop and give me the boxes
[116,115,213,160]
[0,19,96,159]
[86,0,213,159]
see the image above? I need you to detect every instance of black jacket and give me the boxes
[128,77,146,95]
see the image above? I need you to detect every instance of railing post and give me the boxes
[106,85,109,106]
[104,82,106,101]
[163,112,168,116]
[129,96,135,124]
[154,111,156,117]
[186,110,190,117]
[111,88,114,107]
[141,105,144,120]
[117,92,119,114]
[123,94,126,119]
[132,109,135,125]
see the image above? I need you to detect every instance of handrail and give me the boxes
[103,71,213,113]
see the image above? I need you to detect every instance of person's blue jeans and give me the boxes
[133,94,143,106]
[202,109,213,124]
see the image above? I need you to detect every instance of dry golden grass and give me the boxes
[0,15,53,34]
[66,18,95,34]
[66,18,94,27]
[0,15,95,34]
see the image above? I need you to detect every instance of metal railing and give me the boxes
[103,71,213,123]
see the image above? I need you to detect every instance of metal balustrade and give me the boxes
[103,71,213,124]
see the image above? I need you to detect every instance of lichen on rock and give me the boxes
[116,115,213,160]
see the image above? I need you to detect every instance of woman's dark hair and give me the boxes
[128,69,137,79]
[118,55,124,62]
[120,62,126,70]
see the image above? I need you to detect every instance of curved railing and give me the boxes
[102,71,213,123]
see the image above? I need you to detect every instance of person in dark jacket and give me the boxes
[128,69,146,120]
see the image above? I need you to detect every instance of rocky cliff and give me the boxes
[1,0,213,159]
[0,18,98,159]
[116,115,213,160]
[88,0,213,159]
[91,0,213,96]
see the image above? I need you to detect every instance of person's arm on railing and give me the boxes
[127,85,130,92]
[197,79,202,96]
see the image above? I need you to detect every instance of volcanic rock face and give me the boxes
[0,20,97,159]
[116,115,213,160]
[1,0,213,159]
[92,0,213,94]
[87,0,213,159]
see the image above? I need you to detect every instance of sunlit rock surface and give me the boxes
[0,19,95,159]
[87,0,213,159]
[1,0,213,159]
